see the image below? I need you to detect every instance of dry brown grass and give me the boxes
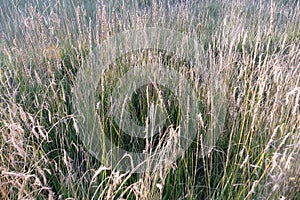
[0,0,299,199]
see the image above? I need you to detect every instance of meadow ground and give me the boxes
[0,0,299,199]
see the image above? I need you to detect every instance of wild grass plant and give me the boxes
[0,0,299,199]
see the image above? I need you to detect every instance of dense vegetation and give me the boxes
[0,0,299,199]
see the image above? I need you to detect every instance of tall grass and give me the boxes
[0,0,299,199]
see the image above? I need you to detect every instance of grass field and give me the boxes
[0,0,299,199]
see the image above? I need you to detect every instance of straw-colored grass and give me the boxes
[0,0,299,199]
